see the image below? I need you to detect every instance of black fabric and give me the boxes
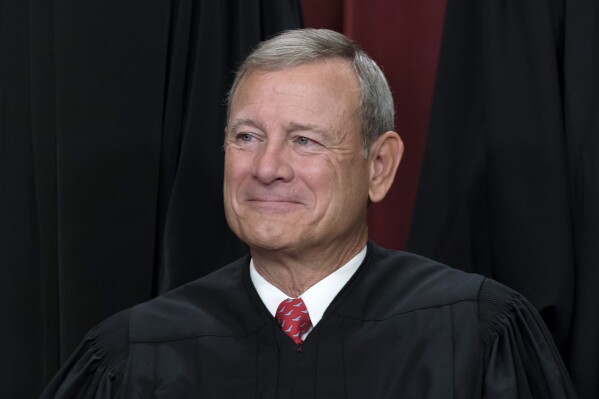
[42,242,576,398]
[408,0,598,397]
[0,1,302,396]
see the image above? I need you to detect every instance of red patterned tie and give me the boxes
[276,298,312,344]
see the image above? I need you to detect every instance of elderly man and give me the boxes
[43,29,576,398]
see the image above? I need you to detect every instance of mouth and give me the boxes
[245,198,303,213]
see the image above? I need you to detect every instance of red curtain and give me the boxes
[301,0,447,249]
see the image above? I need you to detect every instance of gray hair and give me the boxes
[227,29,395,154]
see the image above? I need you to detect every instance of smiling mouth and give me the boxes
[249,198,300,203]
[245,199,303,212]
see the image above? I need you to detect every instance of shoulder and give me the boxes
[333,242,485,319]
[129,255,266,342]
[476,279,577,397]
[43,256,258,397]
[41,308,131,398]
[477,278,519,317]
[477,277,545,342]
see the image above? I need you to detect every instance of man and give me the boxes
[43,29,576,398]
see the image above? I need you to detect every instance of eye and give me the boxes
[237,133,255,142]
[295,136,312,146]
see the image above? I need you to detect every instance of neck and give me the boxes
[251,234,367,298]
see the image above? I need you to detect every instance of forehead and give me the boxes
[229,59,360,121]
[231,58,359,103]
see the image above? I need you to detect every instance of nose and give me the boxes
[252,140,294,184]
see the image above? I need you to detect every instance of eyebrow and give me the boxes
[228,118,328,138]
[285,121,327,136]
[228,118,263,133]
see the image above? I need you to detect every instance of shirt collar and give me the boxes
[249,246,367,326]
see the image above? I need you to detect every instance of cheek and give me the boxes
[334,163,370,207]
[224,153,251,192]
[300,160,349,208]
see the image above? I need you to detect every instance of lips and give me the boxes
[242,195,305,213]
[244,189,305,203]
[247,198,302,205]
[248,197,300,203]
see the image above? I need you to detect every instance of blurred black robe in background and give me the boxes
[409,0,599,398]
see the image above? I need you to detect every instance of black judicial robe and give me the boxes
[42,242,576,398]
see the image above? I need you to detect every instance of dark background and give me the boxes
[2,0,597,398]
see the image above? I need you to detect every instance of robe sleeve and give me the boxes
[478,279,577,398]
[41,309,131,399]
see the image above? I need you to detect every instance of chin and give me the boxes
[245,232,291,251]
[248,240,289,253]
[239,224,299,252]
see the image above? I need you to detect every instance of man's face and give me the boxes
[224,59,371,254]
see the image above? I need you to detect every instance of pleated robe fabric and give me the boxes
[408,1,599,397]
[42,242,576,398]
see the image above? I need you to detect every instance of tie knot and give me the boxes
[276,298,312,344]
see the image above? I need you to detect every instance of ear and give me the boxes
[368,131,404,203]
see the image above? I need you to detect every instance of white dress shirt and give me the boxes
[249,246,367,339]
